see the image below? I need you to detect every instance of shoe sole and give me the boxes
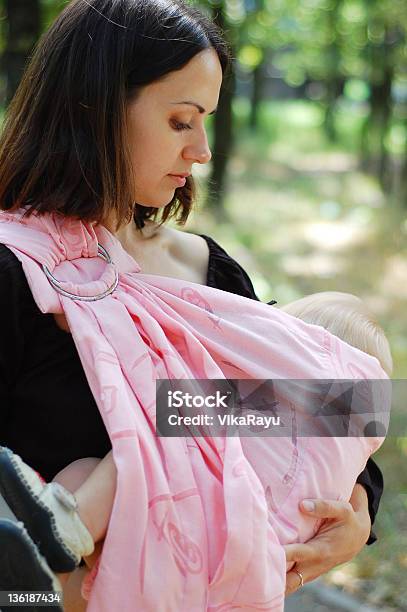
[0,519,63,612]
[0,449,76,572]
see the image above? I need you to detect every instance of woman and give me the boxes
[0,0,383,609]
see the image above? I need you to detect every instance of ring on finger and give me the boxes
[293,568,304,588]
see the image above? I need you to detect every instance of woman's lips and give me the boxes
[168,175,187,187]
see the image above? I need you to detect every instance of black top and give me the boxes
[0,234,381,544]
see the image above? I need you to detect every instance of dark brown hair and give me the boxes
[0,0,230,231]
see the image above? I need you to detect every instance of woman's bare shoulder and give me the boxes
[162,225,210,284]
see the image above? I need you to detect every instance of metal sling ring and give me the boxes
[42,243,119,302]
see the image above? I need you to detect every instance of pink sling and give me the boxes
[0,208,387,611]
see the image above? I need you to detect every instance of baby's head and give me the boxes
[280,291,393,377]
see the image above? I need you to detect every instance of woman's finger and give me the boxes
[284,542,316,564]
[284,493,369,596]
[285,565,307,596]
[299,498,353,520]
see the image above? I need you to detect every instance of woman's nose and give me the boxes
[194,147,212,164]
[183,130,212,164]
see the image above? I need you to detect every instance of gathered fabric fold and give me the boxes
[0,209,387,611]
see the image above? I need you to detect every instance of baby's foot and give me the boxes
[0,447,94,572]
[0,518,63,611]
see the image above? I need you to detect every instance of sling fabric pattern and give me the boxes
[0,209,387,611]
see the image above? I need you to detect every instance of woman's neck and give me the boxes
[118,219,155,238]
[104,215,160,249]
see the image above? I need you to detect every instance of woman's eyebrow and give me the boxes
[170,101,217,115]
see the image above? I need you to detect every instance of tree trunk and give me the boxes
[249,58,266,132]
[323,78,343,142]
[3,0,41,105]
[322,0,343,142]
[361,28,394,188]
[401,119,407,208]
[376,67,393,189]
[206,2,235,218]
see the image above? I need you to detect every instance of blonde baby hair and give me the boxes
[280,291,393,377]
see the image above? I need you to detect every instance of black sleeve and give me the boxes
[356,458,383,545]
[200,234,277,304]
[0,244,112,481]
[200,233,383,545]
[0,244,26,437]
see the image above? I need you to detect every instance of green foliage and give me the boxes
[40,0,66,29]
[195,0,407,201]
[196,0,406,84]
[238,44,263,69]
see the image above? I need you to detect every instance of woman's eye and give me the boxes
[171,120,192,131]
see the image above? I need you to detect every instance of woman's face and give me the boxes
[126,48,223,207]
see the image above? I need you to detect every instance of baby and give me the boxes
[240,291,392,551]
[0,291,392,601]
[280,291,392,376]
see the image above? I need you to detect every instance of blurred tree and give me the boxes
[249,53,266,130]
[2,0,41,105]
[361,27,394,187]
[249,0,406,201]
[322,0,344,142]
[194,0,406,208]
[41,0,65,28]
[402,121,407,207]
[238,0,268,132]
[201,0,237,217]
[360,2,405,193]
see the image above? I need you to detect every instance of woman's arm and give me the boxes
[284,483,371,595]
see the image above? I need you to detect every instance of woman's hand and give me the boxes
[284,483,371,596]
